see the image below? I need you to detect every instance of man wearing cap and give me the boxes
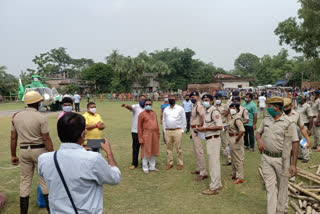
[311,90,320,151]
[189,91,208,181]
[283,98,311,161]
[233,96,249,125]
[215,93,232,165]
[10,91,54,213]
[197,94,223,195]
[256,96,299,214]
[297,95,313,163]
[228,102,245,184]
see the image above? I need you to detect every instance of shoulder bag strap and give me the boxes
[54,151,79,214]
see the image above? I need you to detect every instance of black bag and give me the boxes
[54,151,79,214]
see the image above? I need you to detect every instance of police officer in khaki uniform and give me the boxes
[10,91,54,214]
[228,102,245,184]
[197,94,223,195]
[189,91,208,181]
[233,96,249,125]
[256,96,299,214]
[297,94,313,163]
[311,90,320,151]
[214,93,232,165]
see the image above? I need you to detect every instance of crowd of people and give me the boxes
[7,86,320,214]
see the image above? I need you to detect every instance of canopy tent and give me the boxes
[275,79,289,86]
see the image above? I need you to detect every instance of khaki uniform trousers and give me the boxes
[313,118,320,149]
[229,136,244,179]
[206,137,222,190]
[191,128,207,176]
[165,129,183,166]
[220,129,229,156]
[20,147,49,197]
[298,125,310,160]
[260,154,288,214]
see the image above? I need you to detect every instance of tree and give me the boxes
[0,66,18,96]
[234,53,260,76]
[275,0,320,58]
[81,63,114,92]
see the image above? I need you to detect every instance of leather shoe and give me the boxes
[312,146,317,150]
[201,188,219,195]
[231,175,236,180]
[167,164,173,170]
[302,159,309,163]
[315,149,320,152]
[223,162,232,166]
[191,171,200,174]
[196,175,208,181]
[177,164,183,170]
[233,179,244,184]
[129,165,136,170]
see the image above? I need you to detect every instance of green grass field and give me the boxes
[0,101,319,214]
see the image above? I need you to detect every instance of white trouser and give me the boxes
[142,155,156,172]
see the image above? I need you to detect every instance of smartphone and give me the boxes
[87,139,105,149]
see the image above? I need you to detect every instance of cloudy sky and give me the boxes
[1,0,300,76]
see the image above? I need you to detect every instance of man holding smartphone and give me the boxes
[83,102,105,152]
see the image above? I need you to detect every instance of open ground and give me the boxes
[0,101,319,214]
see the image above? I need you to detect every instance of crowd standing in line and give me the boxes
[8,87,320,214]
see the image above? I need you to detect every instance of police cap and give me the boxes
[190,91,199,97]
[266,96,283,105]
[214,93,222,98]
[202,94,214,101]
[229,102,240,108]
[283,98,292,107]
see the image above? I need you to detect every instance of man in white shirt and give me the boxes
[163,95,186,170]
[121,95,146,169]
[182,94,193,134]
[38,112,121,214]
[73,92,81,112]
[258,93,267,118]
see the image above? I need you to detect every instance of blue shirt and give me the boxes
[38,143,121,214]
[161,103,170,112]
[182,100,193,113]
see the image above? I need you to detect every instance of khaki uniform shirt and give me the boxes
[287,109,304,128]
[298,103,313,124]
[239,106,249,122]
[228,113,245,134]
[190,101,205,126]
[311,98,320,117]
[257,114,299,153]
[215,103,228,123]
[11,108,49,145]
[204,106,223,137]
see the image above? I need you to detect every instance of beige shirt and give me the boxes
[190,101,205,126]
[239,106,249,122]
[287,109,304,128]
[215,103,228,123]
[204,105,223,137]
[311,98,320,117]
[11,107,49,145]
[228,113,245,134]
[298,103,313,124]
[257,114,299,153]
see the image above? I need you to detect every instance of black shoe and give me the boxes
[43,194,50,213]
[20,196,29,214]
[302,159,309,163]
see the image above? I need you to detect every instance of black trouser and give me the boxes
[131,132,141,167]
[244,126,255,149]
[185,112,191,133]
[75,103,80,112]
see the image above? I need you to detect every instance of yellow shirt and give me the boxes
[83,112,103,140]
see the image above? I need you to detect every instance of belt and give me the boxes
[20,144,45,149]
[304,123,310,127]
[166,128,181,131]
[263,150,282,158]
[191,125,199,129]
[229,133,239,137]
[205,135,220,140]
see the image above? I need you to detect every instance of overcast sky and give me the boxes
[1,0,300,76]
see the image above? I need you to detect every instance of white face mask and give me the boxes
[89,108,96,114]
[63,106,72,112]
[230,109,237,115]
[216,100,221,105]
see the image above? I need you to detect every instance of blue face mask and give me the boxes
[202,101,211,109]
[164,98,169,102]
[191,98,197,104]
[145,105,152,111]
[63,106,73,112]
[139,100,146,108]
